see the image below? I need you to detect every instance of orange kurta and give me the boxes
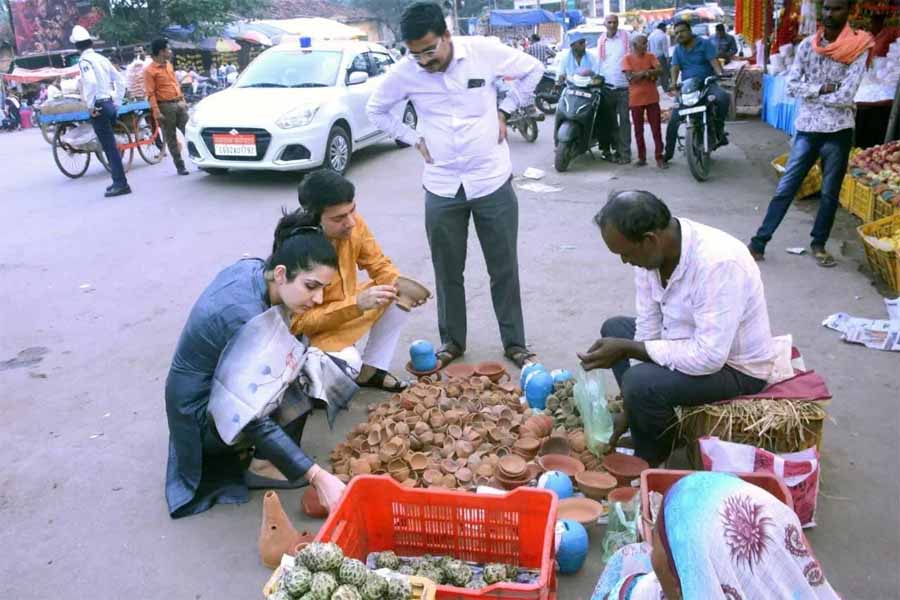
[291,214,400,351]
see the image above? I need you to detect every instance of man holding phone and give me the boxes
[367,1,543,370]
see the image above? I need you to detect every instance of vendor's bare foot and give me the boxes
[249,458,286,481]
[356,364,408,392]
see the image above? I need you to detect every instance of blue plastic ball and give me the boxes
[551,369,573,383]
[537,470,574,499]
[556,519,589,574]
[524,370,554,410]
[520,362,546,388]
[409,340,437,371]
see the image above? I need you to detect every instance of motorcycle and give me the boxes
[553,74,606,172]
[534,66,562,115]
[674,75,725,182]
[496,82,543,143]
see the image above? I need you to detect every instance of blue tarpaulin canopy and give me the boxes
[489,9,558,27]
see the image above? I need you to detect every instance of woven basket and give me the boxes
[872,194,900,223]
[676,399,828,469]
[771,153,821,200]
[858,215,900,292]
[848,176,876,222]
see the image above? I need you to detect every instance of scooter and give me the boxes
[553,74,605,172]
[674,75,725,182]
[534,66,561,114]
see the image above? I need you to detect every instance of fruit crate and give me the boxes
[263,558,437,599]
[838,174,853,210]
[873,193,900,222]
[638,469,793,544]
[771,153,821,200]
[316,475,559,600]
[848,176,876,222]
[858,215,900,292]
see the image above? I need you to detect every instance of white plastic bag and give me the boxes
[573,366,613,454]
[60,122,100,152]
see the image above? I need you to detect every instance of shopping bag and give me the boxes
[573,366,614,454]
[699,436,820,527]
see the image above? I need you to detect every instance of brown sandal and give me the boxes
[504,345,537,369]
[436,344,463,369]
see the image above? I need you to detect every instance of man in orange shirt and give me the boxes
[622,35,666,169]
[144,38,189,175]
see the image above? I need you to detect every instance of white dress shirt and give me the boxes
[648,29,670,58]
[597,30,631,89]
[78,48,126,107]
[366,36,543,200]
[634,218,776,381]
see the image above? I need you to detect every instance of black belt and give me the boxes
[159,98,184,104]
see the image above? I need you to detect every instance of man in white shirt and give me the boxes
[597,14,632,164]
[648,22,671,90]
[579,191,774,465]
[366,1,543,369]
[70,25,131,197]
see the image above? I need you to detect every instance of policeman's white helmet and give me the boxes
[69,25,95,44]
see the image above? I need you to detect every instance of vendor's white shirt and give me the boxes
[366,36,543,199]
[634,218,776,381]
[598,30,631,89]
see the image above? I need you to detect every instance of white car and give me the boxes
[185,40,416,175]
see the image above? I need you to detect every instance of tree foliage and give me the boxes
[92,0,270,45]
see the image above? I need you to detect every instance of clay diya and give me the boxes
[602,453,650,487]
[537,453,585,477]
[408,452,428,472]
[475,360,510,383]
[423,469,443,486]
[558,497,606,527]
[388,458,411,482]
[444,363,476,379]
[574,471,618,501]
[456,467,474,486]
[539,435,571,457]
[512,437,540,460]
[498,454,527,479]
[395,276,432,311]
[494,470,531,490]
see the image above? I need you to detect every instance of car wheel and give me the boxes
[325,125,351,174]
[396,104,418,148]
[200,167,229,175]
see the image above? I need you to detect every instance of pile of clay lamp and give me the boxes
[329,375,599,490]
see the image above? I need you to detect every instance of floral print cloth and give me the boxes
[786,33,867,134]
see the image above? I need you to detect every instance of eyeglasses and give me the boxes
[408,37,443,61]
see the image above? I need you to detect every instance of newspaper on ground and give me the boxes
[822,300,900,352]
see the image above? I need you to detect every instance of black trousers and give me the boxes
[602,316,767,465]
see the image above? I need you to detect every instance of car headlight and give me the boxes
[276,105,320,129]
[682,91,701,107]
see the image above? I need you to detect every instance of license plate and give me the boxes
[679,106,706,116]
[570,90,592,98]
[212,133,257,157]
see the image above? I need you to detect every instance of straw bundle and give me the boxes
[675,399,829,455]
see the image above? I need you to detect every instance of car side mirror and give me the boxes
[347,71,369,85]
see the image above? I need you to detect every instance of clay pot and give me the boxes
[575,471,618,501]
[408,452,428,472]
[558,497,605,527]
[537,453,585,478]
[259,490,305,569]
[441,473,458,488]
[513,437,541,460]
[475,361,510,383]
[608,487,638,505]
[423,468,443,486]
[388,458,411,482]
[602,454,650,487]
[301,487,329,520]
[456,467,474,486]
[498,454,527,478]
[444,363,476,380]
[539,435,571,457]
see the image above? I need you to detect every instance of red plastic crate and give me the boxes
[315,475,558,599]
[639,469,793,543]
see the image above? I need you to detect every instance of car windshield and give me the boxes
[565,31,602,48]
[236,50,342,88]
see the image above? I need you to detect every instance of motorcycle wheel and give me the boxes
[554,141,573,172]
[535,96,556,115]
[686,125,711,182]
[519,118,538,143]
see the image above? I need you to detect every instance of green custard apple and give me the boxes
[386,576,412,600]
[330,584,363,600]
[414,564,443,585]
[308,571,338,600]
[482,563,507,585]
[360,572,388,600]
[267,590,291,600]
[375,550,401,570]
[443,560,472,587]
[283,565,313,596]
[297,543,324,572]
[504,564,519,580]
[319,543,345,572]
[338,558,369,588]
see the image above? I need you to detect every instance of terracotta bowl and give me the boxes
[405,361,442,380]
[498,454,527,478]
[444,363,476,380]
[558,497,605,527]
[395,276,432,311]
[608,486,639,505]
[301,487,328,519]
[475,361,510,383]
[539,435,571,457]
[574,470,618,501]
[537,453,585,478]
[602,453,650,487]
[512,437,540,460]
[494,470,531,490]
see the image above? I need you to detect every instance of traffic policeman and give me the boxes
[70,26,132,197]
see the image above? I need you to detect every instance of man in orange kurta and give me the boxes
[291,170,416,391]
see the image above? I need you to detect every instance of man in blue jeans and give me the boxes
[664,20,730,163]
[70,26,131,197]
[749,0,870,267]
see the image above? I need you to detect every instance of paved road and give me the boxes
[1,120,897,599]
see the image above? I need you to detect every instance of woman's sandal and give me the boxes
[812,247,836,268]
[357,368,408,392]
[504,345,537,369]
